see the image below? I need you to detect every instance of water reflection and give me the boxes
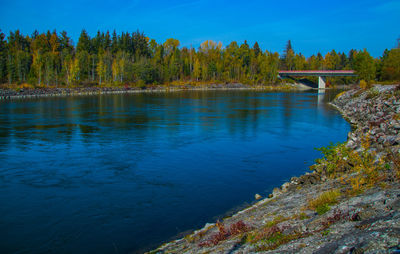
[318,89,325,105]
[0,90,342,146]
[0,90,349,254]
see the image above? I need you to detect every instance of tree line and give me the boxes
[0,29,399,87]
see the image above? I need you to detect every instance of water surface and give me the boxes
[0,90,350,253]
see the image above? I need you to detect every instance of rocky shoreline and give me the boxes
[149,85,400,254]
[0,83,304,100]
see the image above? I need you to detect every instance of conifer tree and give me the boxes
[0,30,7,83]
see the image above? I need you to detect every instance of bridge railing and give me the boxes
[278,70,356,77]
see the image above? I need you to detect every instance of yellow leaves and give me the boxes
[193,58,201,80]
[96,57,106,85]
[359,80,369,89]
[348,176,366,195]
[334,91,347,100]
[112,59,119,82]
[49,33,60,54]
[164,38,180,48]
[360,134,371,150]
[163,38,180,55]
[200,40,222,54]
[111,56,126,83]
[70,58,80,83]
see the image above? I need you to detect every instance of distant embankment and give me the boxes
[0,83,304,100]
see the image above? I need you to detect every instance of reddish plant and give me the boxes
[198,241,212,247]
[229,221,249,235]
[210,221,229,245]
[321,209,354,228]
[198,220,250,247]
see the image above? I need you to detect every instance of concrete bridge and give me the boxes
[278,70,356,89]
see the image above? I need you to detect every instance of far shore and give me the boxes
[0,82,358,100]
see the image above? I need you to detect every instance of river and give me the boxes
[0,89,350,253]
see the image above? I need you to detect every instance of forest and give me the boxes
[0,29,399,87]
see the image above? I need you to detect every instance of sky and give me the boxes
[0,0,399,57]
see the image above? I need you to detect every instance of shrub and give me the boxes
[265,215,288,227]
[366,87,379,99]
[312,142,352,178]
[316,203,331,215]
[20,83,35,89]
[298,212,309,220]
[321,229,330,236]
[312,136,386,187]
[229,221,249,235]
[359,80,370,89]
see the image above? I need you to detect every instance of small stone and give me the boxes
[378,136,386,143]
[255,194,262,200]
[281,182,291,193]
[346,140,356,148]
[272,187,282,197]
[290,176,299,184]
[384,136,399,145]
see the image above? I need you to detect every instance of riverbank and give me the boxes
[150,85,400,253]
[0,83,311,100]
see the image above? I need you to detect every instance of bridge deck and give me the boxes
[279,70,356,77]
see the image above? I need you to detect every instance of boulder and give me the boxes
[298,174,321,185]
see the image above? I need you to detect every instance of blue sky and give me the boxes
[0,0,399,57]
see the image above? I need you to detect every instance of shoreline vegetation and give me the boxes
[149,85,400,254]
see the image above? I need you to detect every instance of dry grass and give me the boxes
[308,190,341,214]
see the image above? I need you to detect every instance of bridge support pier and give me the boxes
[318,76,326,89]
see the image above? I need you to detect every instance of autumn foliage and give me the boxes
[0,30,399,88]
